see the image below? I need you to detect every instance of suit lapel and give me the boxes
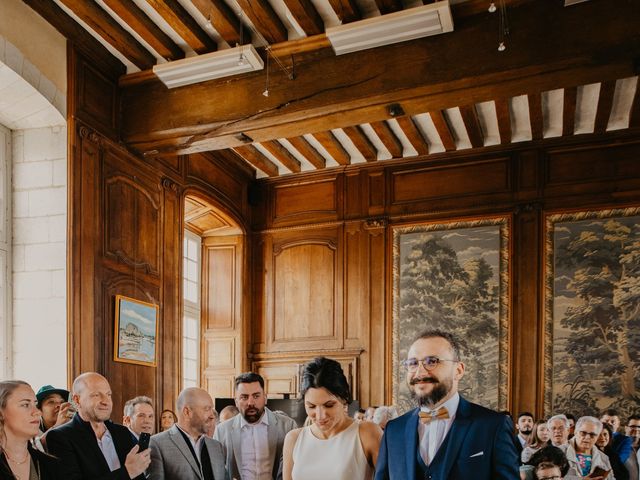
[405,409,420,480]
[439,397,472,479]
[74,415,111,472]
[231,415,243,476]
[169,425,203,479]
[266,409,278,475]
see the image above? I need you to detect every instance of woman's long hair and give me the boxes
[526,419,550,448]
[0,380,31,454]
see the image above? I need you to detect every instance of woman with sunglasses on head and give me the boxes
[0,380,60,480]
[565,416,615,480]
[282,357,382,480]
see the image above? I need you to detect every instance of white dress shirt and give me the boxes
[97,428,121,472]
[418,393,460,465]
[239,412,272,480]
[176,424,206,465]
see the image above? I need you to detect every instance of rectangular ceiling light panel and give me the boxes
[153,45,264,89]
[326,1,453,56]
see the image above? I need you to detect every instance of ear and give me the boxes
[72,393,80,405]
[454,361,465,381]
[123,415,131,426]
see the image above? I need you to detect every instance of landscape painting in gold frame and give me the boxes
[114,294,159,367]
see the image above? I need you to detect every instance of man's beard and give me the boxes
[409,376,452,408]
[243,407,265,424]
[520,428,533,436]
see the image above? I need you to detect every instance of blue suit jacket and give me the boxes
[374,396,520,480]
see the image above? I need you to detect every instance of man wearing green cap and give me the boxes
[35,384,74,450]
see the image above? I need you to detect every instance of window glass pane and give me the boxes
[187,259,197,282]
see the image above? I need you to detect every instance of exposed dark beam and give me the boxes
[563,86,577,136]
[121,1,640,154]
[594,80,616,133]
[191,0,244,47]
[342,126,377,161]
[495,98,512,144]
[630,79,640,129]
[327,0,361,23]
[313,131,351,165]
[57,0,156,69]
[430,111,456,152]
[22,0,124,75]
[260,140,301,173]
[370,121,403,158]
[235,0,288,44]
[282,0,324,36]
[102,0,184,61]
[459,104,484,148]
[145,0,217,53]
[374,0,403,15]
[234,145,279,176]
[396,116,429,156]
[286,137,326,169]
[527,92,543,140]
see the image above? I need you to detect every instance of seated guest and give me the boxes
[548,415,571,449]
[0,380,60,479]
[521,444,570,480]
[566,414,576,439]
[122,396,155,440]
[534,463,564,480]
[46,372,150,479]
[282,357,381,480]
[623,415,640,480]
[597,423,629,480]
[218,405,238,423]
[372,406,398,430]
[565,416,614,480]
[601,409,633,464]
[214,372,297,480]
[364,407,376,422]
[160,409,177,432]
[205,408,218,438]
[517,412,536,449]
[34,384,73,451]
[522,420,552,463]
[353,409,366,423]
[148,387,226,480]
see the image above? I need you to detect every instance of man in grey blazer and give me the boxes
[214,373,297,480]
[149,387,227,480]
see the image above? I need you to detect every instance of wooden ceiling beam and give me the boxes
[374,0,403,15]
[458,104,484,148]
[121,1,640,154]
[527,93,543,140]
[191,0,244,47]
[282,0,324,36]
[145,0,217,54]
[327,0,361,23]
[286,137,326,169]
[563,86,577,136]
[22,0,124,75]
[594,80,616,134]
[495,98,512,144]
[234,0,288,44]
[430,111,456,152]
[260,141,302,173]
[370,120,403,158]
[630,79,640,129]
[313,131,351,166]
[342,126,377,161]
[57,0,156,69]
[233,145,279,176]
[396,116,429,156]
[102,0,184,61]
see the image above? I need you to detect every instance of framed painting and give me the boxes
[544,206,640,418]
[392,216,511,413]
[114,294,159,367]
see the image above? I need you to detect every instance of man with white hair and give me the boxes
[148,387,226,480]
[123,395,155,440]
[547,415,571,449]
[565,416,614,480]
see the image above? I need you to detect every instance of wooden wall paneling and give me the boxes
[271,175,341,226]
[344,171,362,219]
[344,223,367,350]
[267,227,343,352]
[367,223,386,407]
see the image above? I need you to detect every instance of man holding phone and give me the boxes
[123,395,155,440]
[46,372,150,479]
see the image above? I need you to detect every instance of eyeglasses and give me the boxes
[577,430,599,439]
[538,477,562,480]
[628,425,640,430]
[401,356,458,372]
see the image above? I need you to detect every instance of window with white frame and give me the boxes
[182,230,201,388]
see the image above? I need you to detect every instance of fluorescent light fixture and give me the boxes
[326,1,453,56]
[153,45,264,89]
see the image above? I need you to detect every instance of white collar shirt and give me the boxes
[418,393,460,465]
[96,427,121,472]
[176,424,206,465]
[239,411,272,480]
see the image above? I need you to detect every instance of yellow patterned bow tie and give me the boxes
[419,407,449,424]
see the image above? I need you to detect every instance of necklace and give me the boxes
[3,449,29,465]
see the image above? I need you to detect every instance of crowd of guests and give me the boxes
[514,409,640,480]
[0,329,638,480]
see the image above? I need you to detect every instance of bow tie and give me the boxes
[419,407,449,424]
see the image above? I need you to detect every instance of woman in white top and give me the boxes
[282,357,382,480]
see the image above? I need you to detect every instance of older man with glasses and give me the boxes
[565,416,614,480]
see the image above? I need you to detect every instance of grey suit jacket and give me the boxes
[213,408,297,480]
[149,425,227,480]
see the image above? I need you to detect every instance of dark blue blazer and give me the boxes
[46,414,144,480]
[374,396,520,480]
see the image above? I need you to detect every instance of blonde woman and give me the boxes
[0,380,60,479]
[522,420,551,463]
[282,357,381,480]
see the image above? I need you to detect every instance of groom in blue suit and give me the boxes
[374,330,519,480]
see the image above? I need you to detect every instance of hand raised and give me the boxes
[125,444,151,478]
